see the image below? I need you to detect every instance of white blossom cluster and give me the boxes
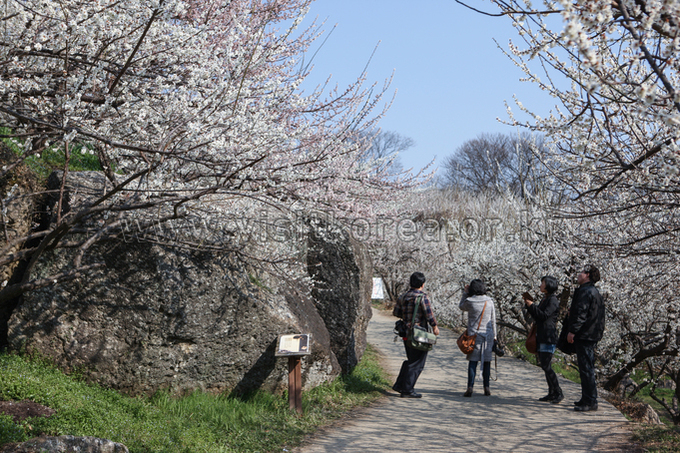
[0,1,422,315]
[372,184,677,393]
[0,0,416,221]
[449,0,679,397]
[494,0,680,254]
[371,188,572,329]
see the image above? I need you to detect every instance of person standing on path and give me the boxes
[524,275,564,404]
[392,272,440,398]
[459,279,497,397]
[567,265,606,412]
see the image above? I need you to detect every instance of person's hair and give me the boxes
[468,279,486,296]
[410,272,426,289]
[583,265,600,283]
[541,275,559,294]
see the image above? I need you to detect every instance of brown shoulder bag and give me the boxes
[525,323,538,354]
[457,301,487,355]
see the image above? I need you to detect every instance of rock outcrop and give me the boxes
[308,224,372,373]
[7,171,372,396]
[639,403,664,425]
[0,142,41,350]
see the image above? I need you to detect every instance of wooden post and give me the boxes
[288,356,302,414]
[276,334,309,415]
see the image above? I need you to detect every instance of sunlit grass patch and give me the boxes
[1,128,102,179]
[0,344,389,452]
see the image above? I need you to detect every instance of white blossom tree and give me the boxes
[454,0,680,422]
[476,0,680,254]
[0,0,417,345]
[369,187,572,335]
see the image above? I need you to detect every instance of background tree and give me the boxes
[359,130,415,175]
[440,132,548,198]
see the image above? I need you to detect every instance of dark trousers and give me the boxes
[575,340,598,405]
[467,360,490,388]
[538,352,562,396]
[393,341,428,393]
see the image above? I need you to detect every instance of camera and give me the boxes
[492,339,505,357]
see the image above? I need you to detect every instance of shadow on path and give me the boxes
[295,308,634,453]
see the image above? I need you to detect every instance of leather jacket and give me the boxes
[568,282,605,342]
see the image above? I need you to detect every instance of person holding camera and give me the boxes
[392,272,440,398]
[523,275,564,404]
[459,279,497,397]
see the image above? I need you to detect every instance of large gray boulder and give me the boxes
[308,224,372,373]
[7,171,372,396]
[10,241,339,395]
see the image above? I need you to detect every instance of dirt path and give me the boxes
[295,308,635,453]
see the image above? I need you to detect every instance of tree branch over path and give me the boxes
[452,0,680,403]
[0,0,416,330]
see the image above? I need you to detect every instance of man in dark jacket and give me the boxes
[391,272,439,398]
[567,264,605,412]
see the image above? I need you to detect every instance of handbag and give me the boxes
[457,301,487,355]
[556,314,575,355]
[525,323,537,354]
[407,295,437,351]
[409,325,437,351]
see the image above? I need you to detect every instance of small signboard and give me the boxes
[275,334,311,356]
[371,277,385,299]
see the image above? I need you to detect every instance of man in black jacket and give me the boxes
[567,264,605,412]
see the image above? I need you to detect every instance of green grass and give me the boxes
[0,414,26,445]
[504,339,581,383]
[34,144,102,174]
[621,369,677,425]
[552,354,581,383]
[1,127,102,179]
[637,387,677,426]
[632,425,680,452]
[0,345,389,452]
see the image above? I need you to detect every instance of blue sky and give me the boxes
[297,0,557,175]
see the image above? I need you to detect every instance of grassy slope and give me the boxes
[0,346,390,452]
